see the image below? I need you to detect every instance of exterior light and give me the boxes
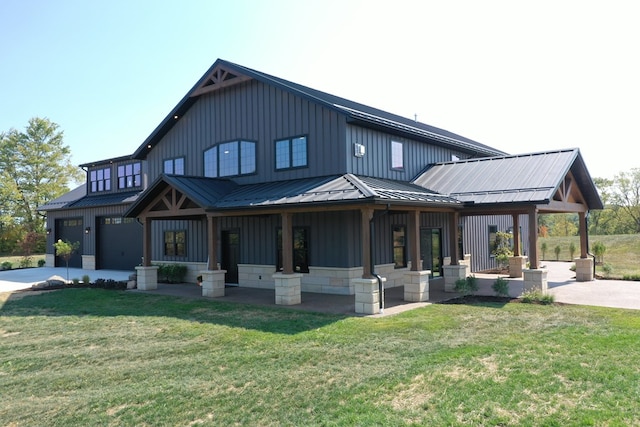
[85,227,91,234]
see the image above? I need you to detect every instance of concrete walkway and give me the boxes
[3,262,640,313]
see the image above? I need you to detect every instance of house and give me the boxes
[41,59,603,314]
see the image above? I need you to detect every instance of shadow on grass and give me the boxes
[438,295,512,308]
[0,288,348,335]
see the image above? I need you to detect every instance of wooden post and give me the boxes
[579,211,588,258]
[281,212,294,274]
[142,217,151,267]
[449,211,459,266]
[408,210,421,271]
[361,207,374,278]
[528,207,539,269]
[512,214,521,257]
[207,215,218,270]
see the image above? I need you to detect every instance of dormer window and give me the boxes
[90,167,111,192]
[117,162,141,189]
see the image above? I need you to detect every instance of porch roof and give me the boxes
[124,173,462,218]
[412,148,603,210]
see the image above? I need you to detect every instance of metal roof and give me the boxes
[37,185,86,211]
[67,190,141,209]
[413,148,603,209]
[132,59,506,159]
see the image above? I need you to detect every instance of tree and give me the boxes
[0,118,82,233]
[608,168,640,233]
[492,231,513,268]
[53,239,80,280]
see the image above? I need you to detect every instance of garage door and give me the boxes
[55,218,83,268]
[97,216,143,271]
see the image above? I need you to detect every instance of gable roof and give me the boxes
[124,173,461,218]
[37,185,86,211]
[132,59,506,159]
[412,148,603,210]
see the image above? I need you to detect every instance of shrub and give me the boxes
[569,242,576,259]
[82,274,91,285]
[592,241,606,264]
[155,263,188,283]
[72,278,80,286]
[541,241,548,260]
[569,263,576,272]
[492,277,509,297]
[19,256,33,268]
[602,263,613,278]
[622,274,640,281]
[454,275,478,296]
[540,293,555,305]
[37,259,46,267]
[554,245,561,261]
[521,290,555,305]
[93,278,127,290]
[1,261,12,270]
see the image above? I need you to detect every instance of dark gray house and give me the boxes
[41,59,602,313]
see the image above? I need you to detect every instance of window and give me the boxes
[164,230,186,257]
[391,141,403,170]
[164,157,185,175]
[117,162,141,189]
[90,167,111,192]
[393,225,407,268]
[488,225,498,257]
[204,140,256,178]
[276,227,309,273]
[275,136,307,170]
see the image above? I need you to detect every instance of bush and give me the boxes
[93,278,127,290]
[592,241,606,264]
[82,274,91,284]
[454,275,478,296]
[19,256,33,268]
[521,290,555,305]
[155,263,188,283]
[492,277,510,297]
[554,245,561,261]
[569,242,576,259]
[622,274,640,281]
[72,278,80,286]
[37,259,46,267]
[602,263,613,278]
[541,241,548,260]
[1,261,12,270]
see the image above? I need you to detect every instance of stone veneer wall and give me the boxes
[152,260,208,284]
[45,253,55,268]
[81,255,96,270]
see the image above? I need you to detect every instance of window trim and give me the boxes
[163,157,185,175]
[89,167,112,193]
[203,140,257,178]
[392,225,407,269]
[164,230,187,258]
[274,135,308,171]
[390,140,404,170]
[117,162,142,189]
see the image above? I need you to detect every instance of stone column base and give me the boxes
[443,264,469,292]
[574,257,594,282]
[353,277,386,314]
[201,270,227,298]
[45,253,55,268]
[135,266,159,291]
[523,269,548,293]
[273,273,303,305]
[404,270,430,302]
[509,256,528,278]
[82,255,96,270]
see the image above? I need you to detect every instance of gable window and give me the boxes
[164,157,185,175]
[204,140,256,178]
[90,167,111,192]
[117,162,141,189]
[393,225,407,268]
[276,227,309,273]
[275,136,307,170]
[391,141,404,170]
[164,230,186,257]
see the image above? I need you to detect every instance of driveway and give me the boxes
[0,267,132,292]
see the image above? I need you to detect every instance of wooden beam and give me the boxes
[579,211,588,258]
[281,212,294,274]
[449,211,460,266]
[207,215,218,270]
[528,207,539,269]
[408,210,421,271]
[512,214,520,256]
[545,200,588,213]
[361,207,374,278]
[142,217,152,267]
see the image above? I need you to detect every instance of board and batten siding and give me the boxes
[462,214,530,272]
[345,124,470,180]
[144,80,347,185]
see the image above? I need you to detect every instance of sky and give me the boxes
[1,0,638,181]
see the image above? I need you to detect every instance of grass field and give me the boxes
[539,234,640,278]
[1,289,640,426]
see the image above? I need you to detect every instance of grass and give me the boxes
[0,254,45,269]
[539,234,640,279]
[2,289,640,426]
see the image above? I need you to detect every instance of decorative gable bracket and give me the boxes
[191,65,252,97]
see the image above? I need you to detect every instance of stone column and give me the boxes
[574,257,594,282]
[443,264,468,292]
[135,265,159,290]
[523,269,548,293]
[353,277,385,314]
[404,270,430,302]
[273,272,302,305]
[509,256,528,278]
[201,270,226,298]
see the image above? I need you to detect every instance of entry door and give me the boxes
[221,229,240,284]
[420,228,442,277]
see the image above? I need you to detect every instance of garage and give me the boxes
[55,218,84,268]
[97,216,143,271]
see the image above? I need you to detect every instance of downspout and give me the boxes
[370,205,389,313]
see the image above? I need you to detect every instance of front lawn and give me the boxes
[1,289,640,426]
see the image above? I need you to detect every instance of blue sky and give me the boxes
[1,0,638,181]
